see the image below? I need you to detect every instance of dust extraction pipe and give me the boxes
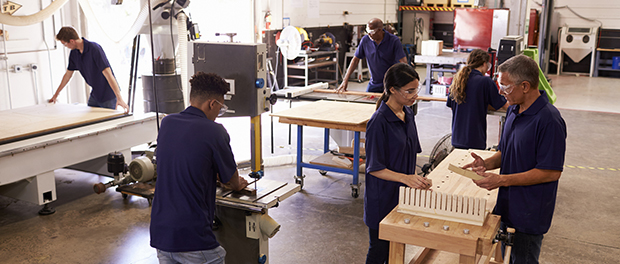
[0,0,68,26]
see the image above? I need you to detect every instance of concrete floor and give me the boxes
[1,72,620,264]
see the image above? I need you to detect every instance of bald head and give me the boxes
[368,18,384,30]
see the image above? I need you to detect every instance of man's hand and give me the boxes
[48,96,57,103]
[235,176,249,191]
[462,152,487,174]
[473,172,503,190]
[117,99,129,114]
[336,80,348,93]
[401,174,433,190]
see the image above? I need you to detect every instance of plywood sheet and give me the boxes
[0,104,125,144]
[270,100,376,126]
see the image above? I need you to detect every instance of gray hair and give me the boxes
[497,55,539,89]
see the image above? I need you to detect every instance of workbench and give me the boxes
[284,50,339,87]
[0,104,160,209]
[270,100,377,198]
[379,149,504,263]
[415,52,469,94]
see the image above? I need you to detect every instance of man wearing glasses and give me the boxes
[150,72,248,264]
[463,55,566,264]
[338,18,407,93]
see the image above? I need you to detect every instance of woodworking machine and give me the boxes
[188,41,300,264]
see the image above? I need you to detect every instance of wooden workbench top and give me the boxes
[270,100,377,132]
[0,104,125,144]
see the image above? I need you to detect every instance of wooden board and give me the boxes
[309,152,356,169]
[313,89,448,102]
[448,164,484,181]
[270,100,376,131]
[0,104,125,144]
[271,100,376,125]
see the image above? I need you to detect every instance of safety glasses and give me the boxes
[365,26,378,35]
[498,83,517,94]
[214,100,228,117]
[397,87,420,97]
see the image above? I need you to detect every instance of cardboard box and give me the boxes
[421,40,444,56]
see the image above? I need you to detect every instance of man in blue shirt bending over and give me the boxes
[337,18,407,93]
[150,72,248,264]
[464,55,566,264]
[49,26,128,113]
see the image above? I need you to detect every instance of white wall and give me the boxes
[552,0,620,29]
[263,0,399,29]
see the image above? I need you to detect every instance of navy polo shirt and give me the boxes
[355,30,406,93]
[150,106,237,252]
[68,38,116,102]
[447,69,506,149]
[495,90,566,235]
[364,101,421,230]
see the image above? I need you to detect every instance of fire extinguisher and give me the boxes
[265,11,272,30]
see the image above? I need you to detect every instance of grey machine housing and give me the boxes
[188,41,271,117]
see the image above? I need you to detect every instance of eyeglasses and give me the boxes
[498,83,517,94]
[214,100,228,117]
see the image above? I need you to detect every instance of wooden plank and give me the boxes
[313,89,448,102]
[271,100,376,129]
[448,164,484,181]
[276,117,367,132]
[0,104,125,144]
[336,145,366,156]
[309,152,357,169]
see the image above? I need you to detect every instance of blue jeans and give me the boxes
[87,96,117,110]
[501,223,544,264]
[366,227,389,264]
[156,246,226,264]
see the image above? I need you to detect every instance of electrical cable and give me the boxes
[147,0,161,131]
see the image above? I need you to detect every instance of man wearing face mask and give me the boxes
[338,18,407,93]
[150,72,248,264]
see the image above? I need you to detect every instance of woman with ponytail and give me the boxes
[447,49,508,150]
[364,63,432,264]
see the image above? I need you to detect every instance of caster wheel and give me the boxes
[351,188,359,198]
[122,193,128,199]
[294,175,305,189]
[319,170,327,176]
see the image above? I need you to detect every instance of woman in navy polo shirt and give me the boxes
[447,49,507,150]
[364,63,433,264]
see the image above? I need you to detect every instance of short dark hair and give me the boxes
[498,55,539,89]
[189,72,229,104]
[56,26,80,42]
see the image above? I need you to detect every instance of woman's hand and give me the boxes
[401,174,433,190]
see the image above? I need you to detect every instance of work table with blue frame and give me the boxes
[270,100,377,198]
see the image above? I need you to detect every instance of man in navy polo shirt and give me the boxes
[49,26,128,113]
[338,18,407,93]
[464,55,566,264]
[150,72,248,264]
